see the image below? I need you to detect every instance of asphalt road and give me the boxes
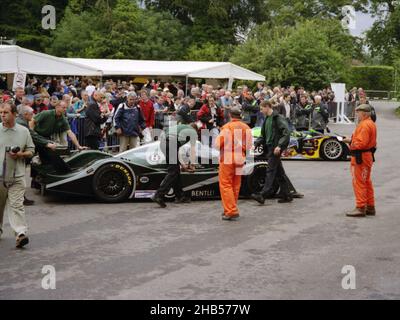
[1,101,399,300]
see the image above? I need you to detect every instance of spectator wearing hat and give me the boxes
[48,96,59,111]
[343,104,377,217]
[32,94,48,114]
[216,106,252,221]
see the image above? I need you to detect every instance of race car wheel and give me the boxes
[246,163,268,195]
[92,163,134,203]
[320,139,344,161]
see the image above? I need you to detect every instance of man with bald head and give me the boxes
[29,101,86,173]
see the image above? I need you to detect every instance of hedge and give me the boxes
[348,66,394,91]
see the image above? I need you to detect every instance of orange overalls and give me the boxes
[350,117,377,209]
[215,119,253,217]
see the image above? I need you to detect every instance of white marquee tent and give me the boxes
[64,58,266,82]
[0,45,102,76]
[0,45,265,84]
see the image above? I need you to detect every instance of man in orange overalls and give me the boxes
[215,107,253,221]
[343,104,377,217]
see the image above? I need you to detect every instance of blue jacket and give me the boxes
[114,103,146,137]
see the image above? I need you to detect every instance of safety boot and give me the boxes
[346,207,366,218]
[366,206,376,216]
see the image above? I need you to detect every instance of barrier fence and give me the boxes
[65,102,361,151]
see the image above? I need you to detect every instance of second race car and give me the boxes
[252,127,350,161]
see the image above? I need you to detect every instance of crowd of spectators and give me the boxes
[0,75,369,152]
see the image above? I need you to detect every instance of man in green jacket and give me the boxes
[252,101,293,204]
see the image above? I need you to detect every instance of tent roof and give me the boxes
[0,45,102,76]
[0,45,265,81]
[64,58,265,81]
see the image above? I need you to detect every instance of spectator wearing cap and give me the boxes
[114,92,146,152]
[343,104,377,217]
[32,94,48,114]
[48,96,59,110]
[215,106,252,221]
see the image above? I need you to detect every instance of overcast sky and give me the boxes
[350,11,377,37]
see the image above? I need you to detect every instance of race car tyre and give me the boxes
[92,163,134,203]
[245,163,268,195]
[320,138,344,161]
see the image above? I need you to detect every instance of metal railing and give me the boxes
[364,90,397,100]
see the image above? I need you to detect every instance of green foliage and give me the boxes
[348,66,394,91]
[396,107,400,117]
[47,0,188,60]
[184,43,231,62]
[0,0,67,51]
[231,20,350,90]
[144,0,267,44]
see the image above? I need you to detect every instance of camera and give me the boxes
[6,146,21,153]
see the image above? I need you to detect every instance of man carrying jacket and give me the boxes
[311,95,329,134]
[251,101,292,204]
[343,104,377,217]
[294,95,312,131]
[114,92,146,152]
[215,107,252,221]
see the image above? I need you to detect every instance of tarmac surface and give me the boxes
[0,101,399,300]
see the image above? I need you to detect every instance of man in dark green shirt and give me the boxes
[151,122,198,208]
[29,101,86,173]
[252,101,293,204]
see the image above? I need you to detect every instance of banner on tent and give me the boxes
[12,72,27,90]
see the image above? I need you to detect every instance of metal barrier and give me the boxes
[67,116,120,151]
[364,90,397,100]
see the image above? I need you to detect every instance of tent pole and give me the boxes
[228,78,234,91]
[185,76,189,97]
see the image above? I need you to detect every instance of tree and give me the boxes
[0,0,68,51]
[143,0,268,44]
[231,20,350,90]
[365,3,400,64]
[47,0,188,60]
[184,43,232,61]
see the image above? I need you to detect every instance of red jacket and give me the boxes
[139,100,155,128]
[197,104,224,129]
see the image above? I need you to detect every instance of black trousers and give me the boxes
[36,145,71,173]
[156,139,184,199]
[261,148,290,198]
[272,173,297,196]
[85,135,100,150]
